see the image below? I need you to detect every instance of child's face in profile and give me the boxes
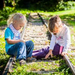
[53,26,62,35]
[13,20,25,30]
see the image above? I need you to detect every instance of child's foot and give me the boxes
[26,57,36,62]
[19,59,26,65]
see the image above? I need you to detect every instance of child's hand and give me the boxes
[61,52,68,56]
[45,50,53,59]
[20,40,25,43]
[45,53,50,59]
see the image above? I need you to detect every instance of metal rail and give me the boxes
[37,13,48,28]
[2,57,14,75]
[64,55,75,75]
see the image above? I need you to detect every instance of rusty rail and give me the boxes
[64,55,75,75]
[37,13,48,28]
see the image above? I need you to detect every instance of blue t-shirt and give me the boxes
[5,27,14,53]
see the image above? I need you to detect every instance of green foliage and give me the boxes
[3,6,15,19]
[69,55,75,66]
[17,0,58,11]
[56,60,72,75]
[0,20,7,26]
[5,0,20,7]
[60,13,75,26]
[13,0,75,11]
[0,36,9,75]
[9,57,72,75]
[0,7,15,21]
[0,6,15,26]
[56,1,75,11]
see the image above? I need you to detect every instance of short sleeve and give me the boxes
[5,28,12,40]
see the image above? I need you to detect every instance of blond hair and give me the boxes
[48,15,62,32]
[7,13,26,26]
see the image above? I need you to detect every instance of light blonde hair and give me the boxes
[7,13,27,26]
[48,15,62,32]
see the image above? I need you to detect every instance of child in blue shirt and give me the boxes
[5,13,36,65]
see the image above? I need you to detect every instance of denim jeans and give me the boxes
[7,40,34,60]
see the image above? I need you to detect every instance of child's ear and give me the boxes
[13,20,17,24]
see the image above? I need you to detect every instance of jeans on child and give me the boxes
[7,40,34,60]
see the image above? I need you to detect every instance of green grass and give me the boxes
[34,9,75,16]
[68,53,75,66]
[10,58,72,75]
[0,36,9,75]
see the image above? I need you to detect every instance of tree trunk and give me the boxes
[12,0,16,7]
[57,0,63,3]
[3,0,6,7]
[0,0,4,9]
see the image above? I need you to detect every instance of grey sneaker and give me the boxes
[19,59,26,65]
[26,57,36,62]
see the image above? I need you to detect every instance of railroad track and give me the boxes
[2,13,75,75]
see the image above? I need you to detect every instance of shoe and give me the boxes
[26,57,36,62]
[19,59,26,65]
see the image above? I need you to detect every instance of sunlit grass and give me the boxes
[68,54,75,66]
[13,9,75,17]
[36,9,75,16]
[0,36,9,75]
[10,59,72,75]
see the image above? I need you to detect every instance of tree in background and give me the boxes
[0,0,20,9]
[0,0,75,11]
[0,0,5,9]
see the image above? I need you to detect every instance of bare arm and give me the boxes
[6,39,24,44]
[45,49,53,59]
[48,49,53,54]
[45,34,56,59]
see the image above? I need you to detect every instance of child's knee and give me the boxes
[18,42,25,47]
[29,40,34,47]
